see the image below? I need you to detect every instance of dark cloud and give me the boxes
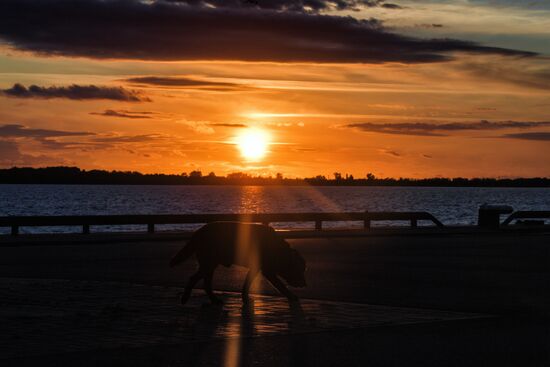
[501,132,550,141]
[381,149,401,157]
[0,124,96,151]
[458,61,550,91]
[0,124,93,138]
[0,0,534,64]
[1,83,150,102]
[92,135,163,143]
[293,147,317,152]
[468,0,550,10]
[0,140,23,163]
[90,110,155,119]
[164,0,402,12]
[346,120,550,136]
[0,140,65,166]
[32,138,91,150]
[0,139,27,166]
[125,76,248,91]
[209,123,248,128]
[416,24,444,28]
[0,125,180,160]
[381,3,402,9]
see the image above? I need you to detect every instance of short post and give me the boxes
[11,225,19,236]
[411,218,418,228]
[364,211,370,229]
[83,224,90,234]
[315,220,322,231]
[148,223,155,233]
[478,204,513,229]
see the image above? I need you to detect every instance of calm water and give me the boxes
[1,184,549,233]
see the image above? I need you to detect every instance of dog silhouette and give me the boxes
[170,221,306,304]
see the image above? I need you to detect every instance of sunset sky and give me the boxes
[0,0,549,178]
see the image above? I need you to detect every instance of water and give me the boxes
[1,184,549,233]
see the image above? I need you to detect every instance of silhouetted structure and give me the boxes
[1,211,446,236]
[1,166,549,187]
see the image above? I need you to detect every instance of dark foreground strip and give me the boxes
[0,278,491,360]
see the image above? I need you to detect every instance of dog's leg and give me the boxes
[204,268,223,304]
[264,273,299,302]
[241,269,258,303]
[181,270,204,305]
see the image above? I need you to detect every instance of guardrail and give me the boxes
[0,211,444,235]
[501,211,550,226]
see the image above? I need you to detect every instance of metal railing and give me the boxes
[501,211,550,226]
[0,211,444,235]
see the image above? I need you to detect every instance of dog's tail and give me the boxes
[169,238,199,267]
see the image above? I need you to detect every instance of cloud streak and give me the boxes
[2,84,150,102]
[458,61,550,91]
[90,110,155,119]
[92,135,164,144]
[0,124,93,138]
[0,124,98,152]
[125,76,250,91]
[346,120,550,136]
[209,123,248,128]
[379,148,402,157]
[468,0,550,10]
[165,0,403,12]
[0,0,535,64]
[501,132,550,141]
[0,140,64,166]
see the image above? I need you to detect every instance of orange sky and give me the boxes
[0,0,549,178]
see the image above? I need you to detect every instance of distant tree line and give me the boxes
[0,166,549,187]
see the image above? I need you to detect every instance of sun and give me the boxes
[235,129,270,161]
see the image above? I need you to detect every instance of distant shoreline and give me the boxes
[2,182,550,188]
[1,166,550,187]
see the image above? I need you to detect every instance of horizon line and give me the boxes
[1,166,549,181]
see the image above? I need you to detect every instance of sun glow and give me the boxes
[235,129,270,161]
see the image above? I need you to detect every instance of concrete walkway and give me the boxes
[2,231,550,366]
[1,278,490,361]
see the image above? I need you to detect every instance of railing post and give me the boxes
[411,218,417,228]
[364,211,370,229]
[315,220,322,231]
[83,224,90,234]
[11,225,19,236]
[147,223,155,233]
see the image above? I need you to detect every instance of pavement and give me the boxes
[0,278,493,364]
[2,231,550,314]
[1,231,550,366]
[2,277,549,367]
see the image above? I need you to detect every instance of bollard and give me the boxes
[478,204,513,228]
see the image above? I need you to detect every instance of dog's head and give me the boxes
[279,244,307,288]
